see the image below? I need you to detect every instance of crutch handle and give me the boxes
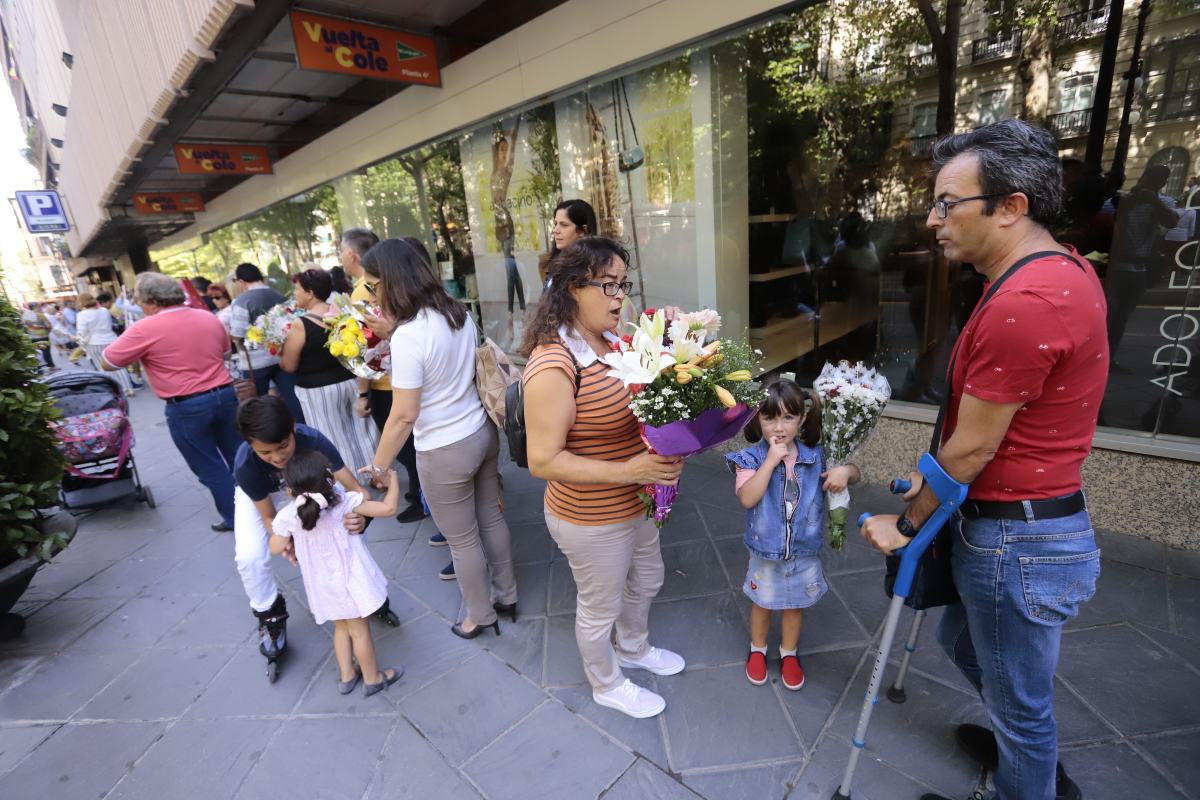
[857,512,871,527]
[889,478,912,495]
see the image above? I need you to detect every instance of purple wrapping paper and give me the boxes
[639,404,758,524]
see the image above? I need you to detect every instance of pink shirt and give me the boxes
[734,451,799,491]
[104,306,231,399]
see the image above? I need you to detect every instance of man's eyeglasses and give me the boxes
[583,280,633,297]
[930,194,1001,219]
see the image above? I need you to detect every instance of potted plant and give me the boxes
[0,293,75,639]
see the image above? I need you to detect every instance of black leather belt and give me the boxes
[165,383,233,404]
[960,491,1086,521]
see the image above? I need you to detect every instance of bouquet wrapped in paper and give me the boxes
[813,361,891,549]
[324,301,389,381]
[605,307,764,526]
[244,302,304,357]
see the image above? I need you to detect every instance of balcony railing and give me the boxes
[1048,108,1092,138]
[1146,90,1200,121]
[908,51,937,78]
[909,134,937,159]
[1055,8,1109,43]
[972,30,1021,63]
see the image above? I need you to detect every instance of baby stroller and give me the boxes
[44,371,154,511]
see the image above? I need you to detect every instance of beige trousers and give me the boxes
[416,421,517,626]
[545,511,665,692]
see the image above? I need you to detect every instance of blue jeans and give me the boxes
[252,363,305,425]
[937,507,1100,800]
[163,386,243,527]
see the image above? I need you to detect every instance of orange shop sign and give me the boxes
[173,144,272,175]
[132,192,205,214]
[289,10,440,86]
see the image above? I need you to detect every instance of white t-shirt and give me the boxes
[75,307,118,347]
[390,309,487,451]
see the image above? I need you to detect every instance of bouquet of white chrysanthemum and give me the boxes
[245,302,304,357]
[813,360,891,549]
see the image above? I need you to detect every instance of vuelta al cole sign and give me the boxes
[173,144,272,175]
[289,10,441,86]
[132,192,204,214]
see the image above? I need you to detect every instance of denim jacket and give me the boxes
[725,439,826,560]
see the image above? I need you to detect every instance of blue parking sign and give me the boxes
[14,190,70,233]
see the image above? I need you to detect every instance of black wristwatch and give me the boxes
[896,514,917,539]
[357,392,370,399]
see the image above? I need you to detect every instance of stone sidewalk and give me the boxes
[2,384,1199,799]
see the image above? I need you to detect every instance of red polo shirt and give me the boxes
[943,248,1109,501]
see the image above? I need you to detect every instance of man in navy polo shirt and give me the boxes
[863,120,1106,800]
[232,396,397,674]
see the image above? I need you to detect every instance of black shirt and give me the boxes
[233,424,345,501]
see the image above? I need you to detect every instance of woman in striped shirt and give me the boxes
[520,237,685,720]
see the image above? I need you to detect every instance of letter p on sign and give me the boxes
[14,190,70,233]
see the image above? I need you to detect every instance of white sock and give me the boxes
[779,647,797,659]
[750,643,767,655]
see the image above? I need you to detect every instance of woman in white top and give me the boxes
[362,237,517,640]
[75,292,135,394]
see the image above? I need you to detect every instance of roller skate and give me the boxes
[254,594,289,683]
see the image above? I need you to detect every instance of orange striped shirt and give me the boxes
[524,343,646,525]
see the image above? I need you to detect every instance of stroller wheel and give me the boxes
[140,487,156,509]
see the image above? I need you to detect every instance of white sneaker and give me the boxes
[592,678,666,719]
[618,646,686,676]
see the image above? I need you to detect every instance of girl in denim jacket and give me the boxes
[726,380,859,690]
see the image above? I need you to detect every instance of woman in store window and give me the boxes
[540,198,598,286]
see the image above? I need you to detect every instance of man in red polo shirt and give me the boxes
[863,119,1106,800]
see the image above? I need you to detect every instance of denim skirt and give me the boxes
[743,554,827,610]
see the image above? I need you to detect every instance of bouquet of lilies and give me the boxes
[324,301,389,381]
[813,360,891,549]
[604,307,764,526]
[245,302,304,357]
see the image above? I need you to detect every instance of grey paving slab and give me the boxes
[658,501,714,545]
[402,652,546,765]
[480,616,545,684]
[794,733,950,800]
[69,594,205,652]
[397,572,466,621]
[60,555,177,599]
[21,558,119,601]
[777,646,864,746]
[0,723,56,776]
[550,681,670,769]
[365,536,413,579]
[0,596,123,654]
[0,721,165,800]
[106,718,279,800]
[1069,560,1171,631]
[140,548,240,597]
[396,532,459,577]
[658,664,801,770]
[1134,730,1200,797]
[1169,546,1200,579]
[127,526,221,560]
[509,520,556,564]
[1051,676,1121,745]
[463,701,634,800]
[369,610,476,700]
[1062,741,1188,799]
[712,535,749,591]
[881,604,976,695]
[184,621,331,719]
[693,498,749,541]
[367,718,483,800]
[512,561,550,617]
[793,587,874,653]
[235,716,394,800]
[293,650,400,714]
[659,540,730,600]
[1096,528,1168,572]
[605,758,703,800]
[156,592,258,649]
[1058,625,1200,735]
[819,532,889,575]
[0,654,40,695]
[829,666,984,792]
[1133,625,1200,675]
[1169,574,1200,633]
[644,593,748,670]
[548,556,577,615]
[79,647,235,721]
[683,759,802,800]
[543,612,588,686]
[0,649,132,721]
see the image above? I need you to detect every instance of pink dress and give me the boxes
[272,488,388,624]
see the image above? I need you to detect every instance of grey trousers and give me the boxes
[416,421,517,626]
[545,511,664,692]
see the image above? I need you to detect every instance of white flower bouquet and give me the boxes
[813,360,891,549]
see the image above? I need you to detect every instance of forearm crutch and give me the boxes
[832,453,967,800]
[882,476,922,705]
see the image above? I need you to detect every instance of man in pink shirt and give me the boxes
[102,272,242,532]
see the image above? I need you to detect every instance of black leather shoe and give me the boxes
[396,503,428,523]
[955,724,1082,800]
[211,521,233,532]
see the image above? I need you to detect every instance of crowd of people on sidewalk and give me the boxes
[19,119,1128,800]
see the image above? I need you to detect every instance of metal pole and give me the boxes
[887,609,926,703]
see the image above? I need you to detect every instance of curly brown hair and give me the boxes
[519,237,632,357]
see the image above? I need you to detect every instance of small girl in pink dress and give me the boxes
[270,450,402,697]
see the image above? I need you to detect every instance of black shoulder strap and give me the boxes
[552,342,584,397]
[928,250,1076,455]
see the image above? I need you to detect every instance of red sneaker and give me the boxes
[781,655,805,690]
[746,650,767,685]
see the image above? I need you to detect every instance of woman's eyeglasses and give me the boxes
[365,282,379,296]
[583,280,633,297]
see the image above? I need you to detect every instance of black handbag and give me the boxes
[884,251,1085,610]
